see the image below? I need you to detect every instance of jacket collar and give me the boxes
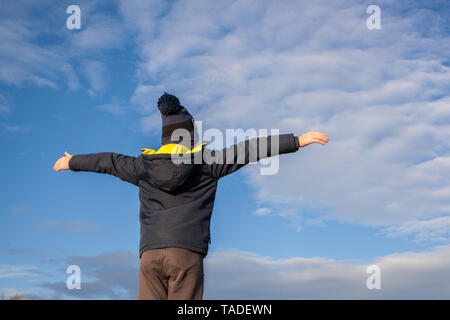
[141,142,207,155]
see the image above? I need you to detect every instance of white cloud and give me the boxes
[254,207,272,216]
[245,98,450,228]
[131,84,166,114]
[0,123,32,133]
[70,14,127,51]
[382,216,450,242]
[204,245,450,299]
[0,265,41,279]
[0,1,127,92]
[0,18,79,89]
[0,95,13,114]
[96,98,125,115]
[118,0,450,240]
[139,112,161,134]
[82,60,108,96]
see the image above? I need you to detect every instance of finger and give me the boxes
[65,152,71,157]
[314,135,329,142]
[313,138,325,145]
[312,136,327,143]
[313,132,328,139]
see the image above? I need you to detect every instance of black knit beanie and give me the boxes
[157,92,198,147]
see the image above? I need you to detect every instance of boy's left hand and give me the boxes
[53,152,73,171]
[298,132,329,147]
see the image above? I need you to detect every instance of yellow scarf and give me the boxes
[141,142,207,155]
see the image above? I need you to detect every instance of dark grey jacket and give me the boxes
[69,133,300,258]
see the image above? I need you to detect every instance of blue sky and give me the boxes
[1,0,450,299]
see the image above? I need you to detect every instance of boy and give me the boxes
[53,92,329,299]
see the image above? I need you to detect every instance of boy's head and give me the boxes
[157,92,198,147]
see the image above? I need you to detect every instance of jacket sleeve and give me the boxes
[204,133,300,179]
[68,152,141,186]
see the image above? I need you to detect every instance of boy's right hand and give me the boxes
[298,132,329,147]
[53,152,73,171]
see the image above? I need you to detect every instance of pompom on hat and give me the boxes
[157,92,183,115]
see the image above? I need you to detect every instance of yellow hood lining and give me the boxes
[141,142,207,155]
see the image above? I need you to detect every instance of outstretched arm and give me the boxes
[204,131,329,179]
[53,151,141,186]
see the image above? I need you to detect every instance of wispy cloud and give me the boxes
[0,1,128,92]
[130,84,166,115]
[0,265,42,279]
[82,60,108,96]
[0,104,9,114]
[9,205,34,215]
[96,97,128,115]
[36,219,99,235]
[0,94,13,114]
[0,18,78,89]
[116,0,450,240]
[382,216,450,242]
[253,207,272,216]
[96,103,123,114]
[0,123,32,133]
[139,112,161,134]
[70,13,127,52]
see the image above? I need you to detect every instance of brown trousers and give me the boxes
[138,247,204,300]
